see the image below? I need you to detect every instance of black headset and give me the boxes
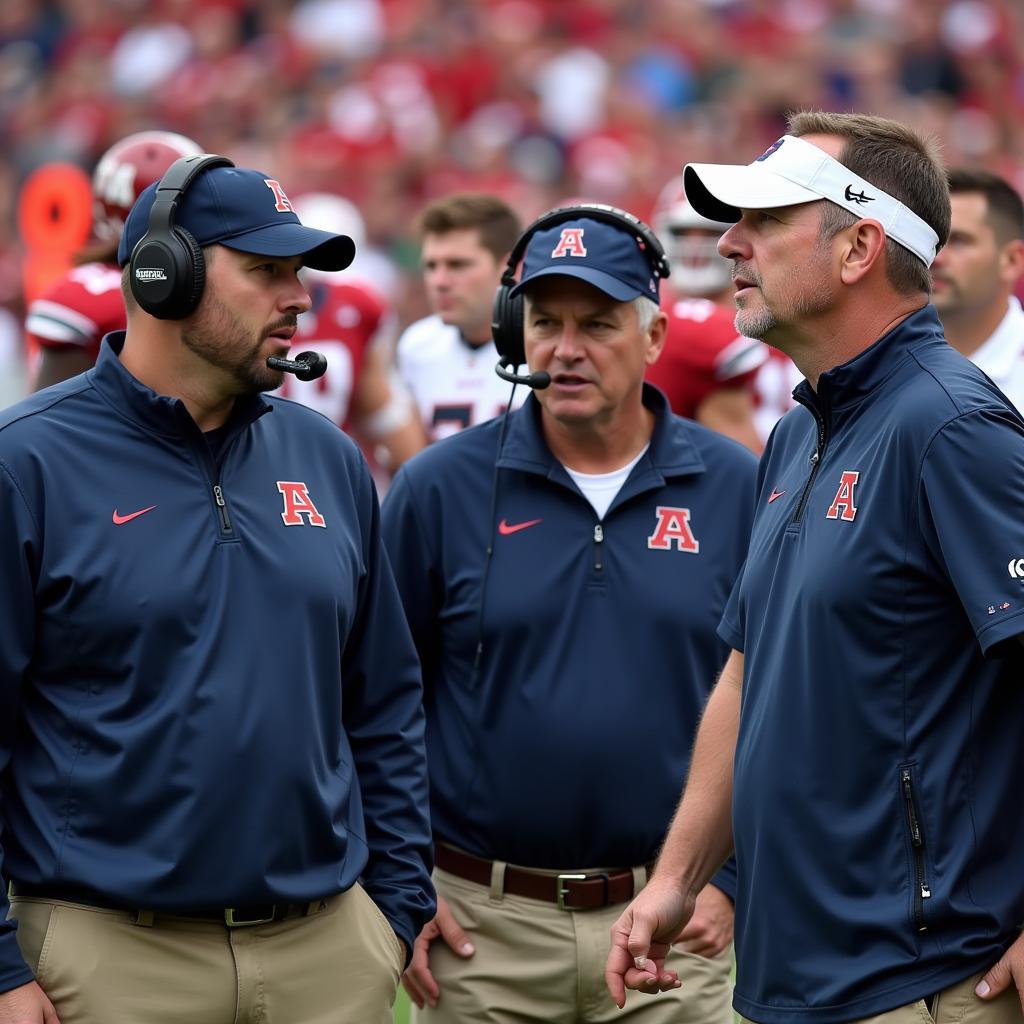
[129,153,235,320]
[490,202,671,368]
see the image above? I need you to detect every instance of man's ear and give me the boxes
[998,238,1024,290]
[644,311,669,366]
[837,219,887,286]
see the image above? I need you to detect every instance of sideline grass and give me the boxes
[394,988,411,1023]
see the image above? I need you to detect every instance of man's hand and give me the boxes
[975,931,1024,1012]
[401,894,474,1010]
[0,980,59,1023]
[675,883,734,958]
[605,877,692,1009]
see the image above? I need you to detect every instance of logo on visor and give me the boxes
[756,139,785,162]
[844,185,874,205]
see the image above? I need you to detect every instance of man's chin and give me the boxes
[734,312,774,341]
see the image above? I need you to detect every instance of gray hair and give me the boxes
[633,295,660,334]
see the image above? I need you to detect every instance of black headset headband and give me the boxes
[128,153,235,320]
[500,202,671,288]
[143,153,235,241]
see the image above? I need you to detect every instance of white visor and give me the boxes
[684,135,940,267]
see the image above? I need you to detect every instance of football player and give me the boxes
[27,130,203,389]
[276,192,425,471]
[649,179,767,452]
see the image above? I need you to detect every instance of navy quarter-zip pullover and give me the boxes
[382,385,756,876]
[0,334,434,992]
[721,307,1024,1022]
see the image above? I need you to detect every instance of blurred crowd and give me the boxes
[1,0,1023,404]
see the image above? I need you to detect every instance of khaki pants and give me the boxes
[9,882,404,1024]
[740,969,1023,1024]
[415,865,733,1024]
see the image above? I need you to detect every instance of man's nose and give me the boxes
[553,323,582,359]
[718,222,748,261]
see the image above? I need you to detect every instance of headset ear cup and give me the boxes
[505,293,525,366]
[129,228,205,320]
[172,226,205,318]
[491,283,526,366]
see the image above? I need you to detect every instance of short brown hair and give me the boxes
[788,111,950,296]
[947,168,1024,245]
[416,193,522,261]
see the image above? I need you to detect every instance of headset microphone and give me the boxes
[494,358,551,390]
[267,350,328,381]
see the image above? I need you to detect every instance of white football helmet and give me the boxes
[653,177,733,297]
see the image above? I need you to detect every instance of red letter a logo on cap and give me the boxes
[264,179,294,213]
[551,228,587,258]
[277,481,326,527]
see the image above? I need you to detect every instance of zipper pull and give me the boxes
[211,484,233,533]
[594,523,604,544]
[809,450,820,465]
[921,883,931,899]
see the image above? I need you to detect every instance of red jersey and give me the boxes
[753,346,803,444]
[645,297,766,420]
[25,261,125,360]
[276,278,390,430]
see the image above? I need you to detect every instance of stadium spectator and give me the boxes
[608,111,1024,1023]
[0,156,434,1023]
[383,205,756,1023]
[395,193,525,441]
[932,168,1024,412]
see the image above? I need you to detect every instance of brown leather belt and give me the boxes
[434,844,647,911]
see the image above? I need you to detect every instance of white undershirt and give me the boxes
[563,445,649,520]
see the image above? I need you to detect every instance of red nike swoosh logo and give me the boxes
[498,518,543,535]
[112,505,157,525]
[768,489,786,504]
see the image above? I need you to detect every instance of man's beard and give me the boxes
[732,262,832,340]
[182,293,293,394]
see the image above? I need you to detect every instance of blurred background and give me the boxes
[2,0,1023,407]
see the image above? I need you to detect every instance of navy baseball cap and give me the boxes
[510,217,661,302]
[118,165,356,271]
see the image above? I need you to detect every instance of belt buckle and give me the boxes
[224,906,277,928]
[555,873,587,911]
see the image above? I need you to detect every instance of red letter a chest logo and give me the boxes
[647,506,700,553]
[551,228,587,258]
[277,481,326,527]
[825,470,860,521]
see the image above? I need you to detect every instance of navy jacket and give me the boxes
[382,385,756,877]
[721,307,1024,1022]
[0,335,434,992]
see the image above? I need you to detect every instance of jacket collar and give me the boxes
[90,332,272,440]
[794,304,946,419]
[496,383,707,485]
